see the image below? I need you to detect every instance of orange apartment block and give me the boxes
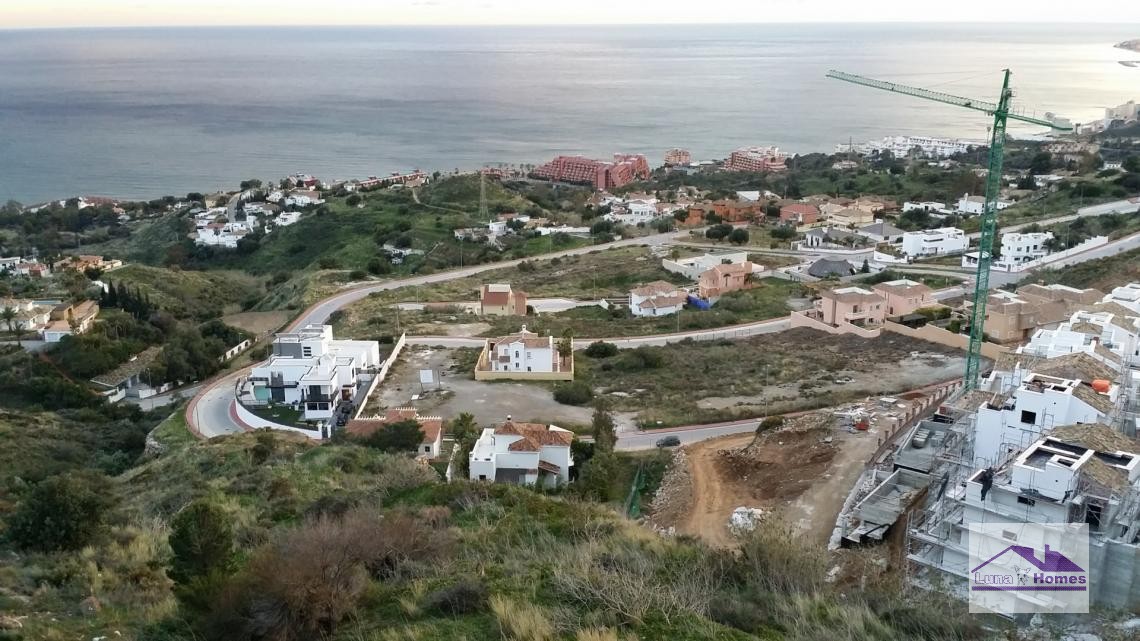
[970,283,1103,344]
[870,279,936,317]
[815,286,886,327]
[697,262,755,301]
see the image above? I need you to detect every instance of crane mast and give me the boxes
[825,69,1071,390]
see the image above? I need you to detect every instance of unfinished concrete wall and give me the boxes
[788,310,882,338]
[882,321,1009,360]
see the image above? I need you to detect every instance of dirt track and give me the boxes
[678,433,754,547]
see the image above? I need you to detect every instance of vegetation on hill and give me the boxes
[0,420,987,640]
[104,264,265,320]
[1025,246,1140,292]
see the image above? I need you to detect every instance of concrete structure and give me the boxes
[779,203,820,225]
[1104,283,1140,315]
[42,300,99,342]
[1021,308,1140,367]
[480,283,527,316]
[840,135,979,158]
[662,251,749,280]
[901,227,968,258]
[469,420,574,486]
[697,261,755,302]
[475,326,572,380]
[956,193,1012,215]
[970,284,1104,344]
[725,146,787,172]
[903,201,947,213]
[531,153,650,190]
[815,286,885,328]
[629,281,686,317]
[663,148,691,166]
[871,279,936,317]
[248,324,380,422]
[345,407,444,458]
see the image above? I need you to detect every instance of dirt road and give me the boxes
[678,433,754,547]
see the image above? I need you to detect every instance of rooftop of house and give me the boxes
[630,280,682,298]
[491,326,551,349]
[703,262,753,278]
[91,346,162,388]
[494,421,574,452]
[859,221,904,236]
[872,278,932,297]
[807,258,856,279]
[824,286,881,303]
[995,350,1117,383]
[640,293,688,309]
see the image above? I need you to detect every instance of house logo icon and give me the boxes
[971,544,1087,593]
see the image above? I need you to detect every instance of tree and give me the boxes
[346,194,362,207]
[703,212,723,225]
[1,305,15,334]
[169,499,235,585]
[8,473,112,551]
[363,419,424,453]
[728,228,750,245]
[583,341,618,358]
[1123,155,1140,174]
[591,400,617,453]
[1029,151,1053,175]
[553,381,593,405]
[558,329,573,358]
[577,451,620,501]
[860,259,870,274]
[705,224,732,242]
[770,225,796,240]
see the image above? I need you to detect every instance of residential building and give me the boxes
[710,198,761,223]
[815,286,885,327]
[902,201,947,213]
[900,227,968,258]
[248,324,381,422]
[480,284,528,316]
[779,203,820,225]
[531,154,650,190]
[969,284,1103,344]
[999,231,1054,267]
[725,146,788,172]
[831,160,858,171]
[828,207,876,228]
[346,407,444,458]
[858,221,905,244]
[1043,141,1101,155]
[956,193,1012,215]
[871,279,936,317]
[697,262,755,302]
[52,255,122,273]
[1021,308,1139,366]
[662,251,749,280]
[0,298,53,336]
[284,190,323,207]
[800,227,868,249]
[629,281,687,317]
[1103,283,1140,314]
[841,135,978,158]
[806,258,857,279]
[663,148,691,166]
[90,346,162,401]
[469,420,574,486]
[42,300,99,342]
[475,326,572,380]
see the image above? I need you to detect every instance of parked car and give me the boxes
[655,436,681,448]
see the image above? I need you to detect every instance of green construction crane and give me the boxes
[826,69,1072,389]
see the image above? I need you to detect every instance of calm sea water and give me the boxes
[0,23,1137,203]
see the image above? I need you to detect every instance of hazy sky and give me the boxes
[5,0,1140,28]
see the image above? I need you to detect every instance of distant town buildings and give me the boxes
[531,153,650,190]
[725,146,788,172]
[52,255,122,274]
[663,148,691,166]
[837,135,981,158]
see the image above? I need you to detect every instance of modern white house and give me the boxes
[1103,283,1140,314]
[902,201,947,213]
[900,227,969,258]
[661,250,750,280]
[248,324,380,422]
[998,231,1053,268]
[629,281,687,317]
[469,420,574,486]
[956,193,1012,215]
[1020,309,1139,365]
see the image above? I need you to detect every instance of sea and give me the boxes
[0,23,1137,204]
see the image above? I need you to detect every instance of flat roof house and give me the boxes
[815,286,885,328]
[469,420,575,487]
[871,279,936,317]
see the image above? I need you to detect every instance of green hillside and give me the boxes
[105,264,265,320]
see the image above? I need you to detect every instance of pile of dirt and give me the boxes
[647,448,691,530]
[715,413,838,502]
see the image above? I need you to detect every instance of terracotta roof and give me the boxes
[630,280,681,298]
[537,460,561,473]
[641,293,688,309]
[495,421,574,452]
[707,262,752,278]
[345,407,443,444]
[492,329,550,349]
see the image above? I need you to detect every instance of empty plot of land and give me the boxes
[222,310,293,335]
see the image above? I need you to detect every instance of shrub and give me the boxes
[422,579,489,615]
[553,381,594,405]
[361,419,425,453]
[169,499,236,585]
[490,595,554,641]
[758,416,784,431]
[583,341,618,358]
[7,473,112,552]
[615,346,663,371]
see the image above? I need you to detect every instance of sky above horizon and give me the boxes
[4,0,1140,29]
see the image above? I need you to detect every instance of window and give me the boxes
[1016,496,1036,507]
[424,446,430,453]
[302,346,312,357]
[478,474,487,480]
[1020,410,1037,425]
[515,351,520,358]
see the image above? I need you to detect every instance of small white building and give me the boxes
[998,231,1053,267]
[469,420,574,486]
[482,326,558,374]
[661,250,750,280]
[902,201,946,213]
[629,281,687,317]
[248,324,380,422]
[956,193,1011,215]
[901,227,968,258]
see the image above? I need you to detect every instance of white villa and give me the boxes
[900,227,968,258]
[474,326,573,380]
[998,231,1053,268]
[629,281,687,317]
[956,193,1012,215]
[248,324,380,422]
[469,420,574,486]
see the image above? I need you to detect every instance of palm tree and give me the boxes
[1,305,15,335]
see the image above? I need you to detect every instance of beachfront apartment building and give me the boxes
[664,148,691,166]
[469,421,574,486]
[531,154,650,190]
[248,324,380,422]
[900,227,968,258]
[725,146,787,172]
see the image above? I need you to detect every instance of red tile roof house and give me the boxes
[479,283,528,316]
[697,261,755,303]
[345,407,444,458]
[475,326,573,381]
[468,420,575,486]
[779,203,820,225]
[629,281,687,317]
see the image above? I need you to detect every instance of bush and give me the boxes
[615,346,663,371]
[169,499,236,585]
[553,381,594,405]
[583,341,619,358]
[7,473,112,551]
[422,579,489,615]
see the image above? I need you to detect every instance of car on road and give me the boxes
[655,435,681,448]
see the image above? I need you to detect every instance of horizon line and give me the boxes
[3,20,1140,31]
